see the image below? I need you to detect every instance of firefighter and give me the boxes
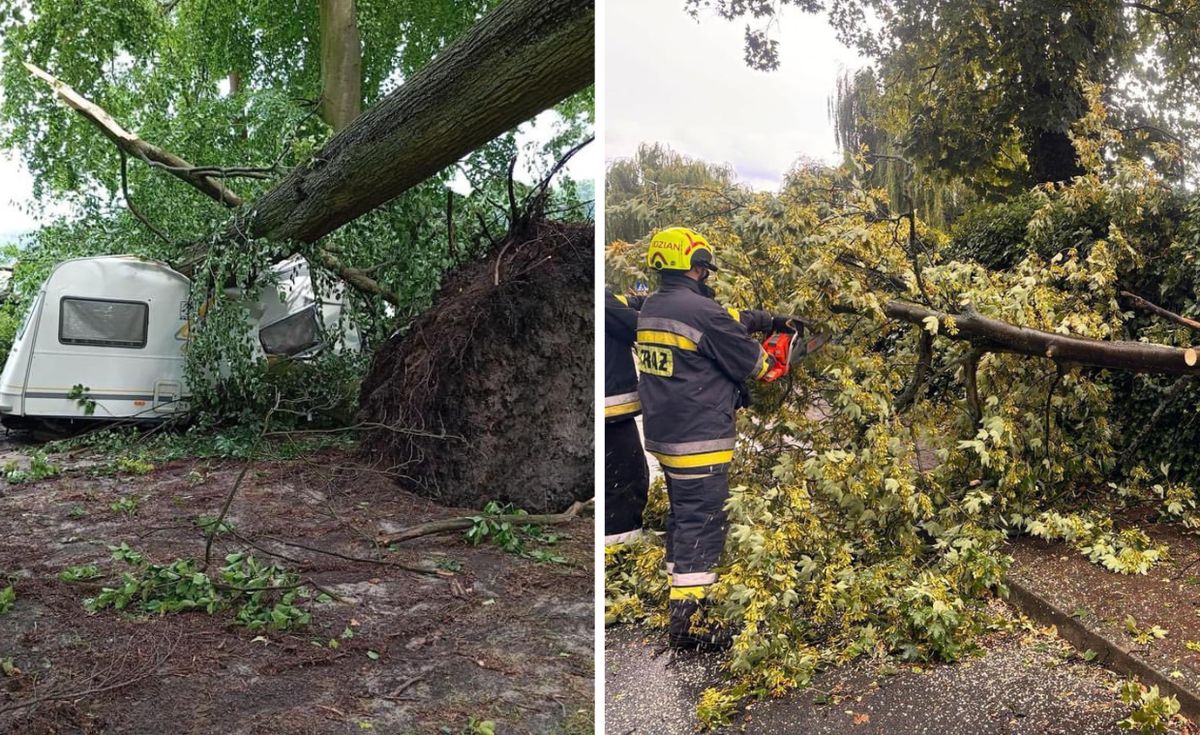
[604,288,800,551]
[604,288,649,547]
[636,226,812,651]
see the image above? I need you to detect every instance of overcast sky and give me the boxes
[606,0,868,190]
[0,154,42,243]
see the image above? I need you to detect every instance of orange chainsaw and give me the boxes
[761,319,830,383]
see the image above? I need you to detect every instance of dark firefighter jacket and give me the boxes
[604,289,645,422]
[635,275,775,472]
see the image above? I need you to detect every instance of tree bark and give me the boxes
[318,0,362,132]
[26,0,593,303]
[884,300,1200,375]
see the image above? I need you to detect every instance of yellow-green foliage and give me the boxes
[606,97,1195,726]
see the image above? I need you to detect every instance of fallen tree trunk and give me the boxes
[884,300,1200,375]
[26,0,593,281]
[181,0,593,269]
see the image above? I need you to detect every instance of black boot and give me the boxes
[668,598,733,652]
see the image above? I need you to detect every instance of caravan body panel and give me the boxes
[253,255,362,357]
[0,257,190,422]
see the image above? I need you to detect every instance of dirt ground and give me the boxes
[0,444,593,734]
[606,600,1145,735]
[1008,506,1200,701]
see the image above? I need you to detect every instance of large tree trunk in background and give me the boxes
[1028,128,1084,184]
[318,0,362,132]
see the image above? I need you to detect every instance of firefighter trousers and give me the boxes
[664,468,730,589]
[604,417,649,546]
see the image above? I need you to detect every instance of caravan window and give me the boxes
[259,305,321,357]
[59,298,148,348]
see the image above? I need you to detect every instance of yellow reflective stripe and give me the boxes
[636,330,698,351]
[651,450,734,469]
[670,585,707,600]
[604,401,641,418]
[726,307,740,322]
[755,346,771,379]
[615,294,629,306]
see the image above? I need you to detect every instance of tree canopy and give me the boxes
[689,0,1200,197]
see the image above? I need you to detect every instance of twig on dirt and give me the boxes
[0,631,178,716]
[258,534,443,576]
[202,392,279,571]
[378,498,592,545]
[385,676,425,699]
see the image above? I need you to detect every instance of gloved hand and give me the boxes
[771,315,800,334]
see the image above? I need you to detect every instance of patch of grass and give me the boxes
[3,453,60,484]
[46,424,355,465]
[0,585,13,614]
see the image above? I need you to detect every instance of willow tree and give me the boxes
[691,0,1200,193]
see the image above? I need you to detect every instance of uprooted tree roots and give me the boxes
[358,218,593,513]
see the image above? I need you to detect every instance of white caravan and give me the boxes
[0,255,358,430]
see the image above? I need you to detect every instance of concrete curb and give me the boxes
[1006,575,1200,721]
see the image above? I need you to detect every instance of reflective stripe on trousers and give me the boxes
[646,437,736,471]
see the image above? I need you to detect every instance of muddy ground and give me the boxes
[0,443,593,734]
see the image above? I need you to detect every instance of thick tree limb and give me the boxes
[25,62,400,306]
[28,0,593,304]
[883,300,1200,375]
[24,61,244,208]
[378,498,591,545]
[181,0,593,265]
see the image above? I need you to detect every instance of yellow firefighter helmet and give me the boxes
[646,227,719,272]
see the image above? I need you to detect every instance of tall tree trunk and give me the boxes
[318,0,362,132]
